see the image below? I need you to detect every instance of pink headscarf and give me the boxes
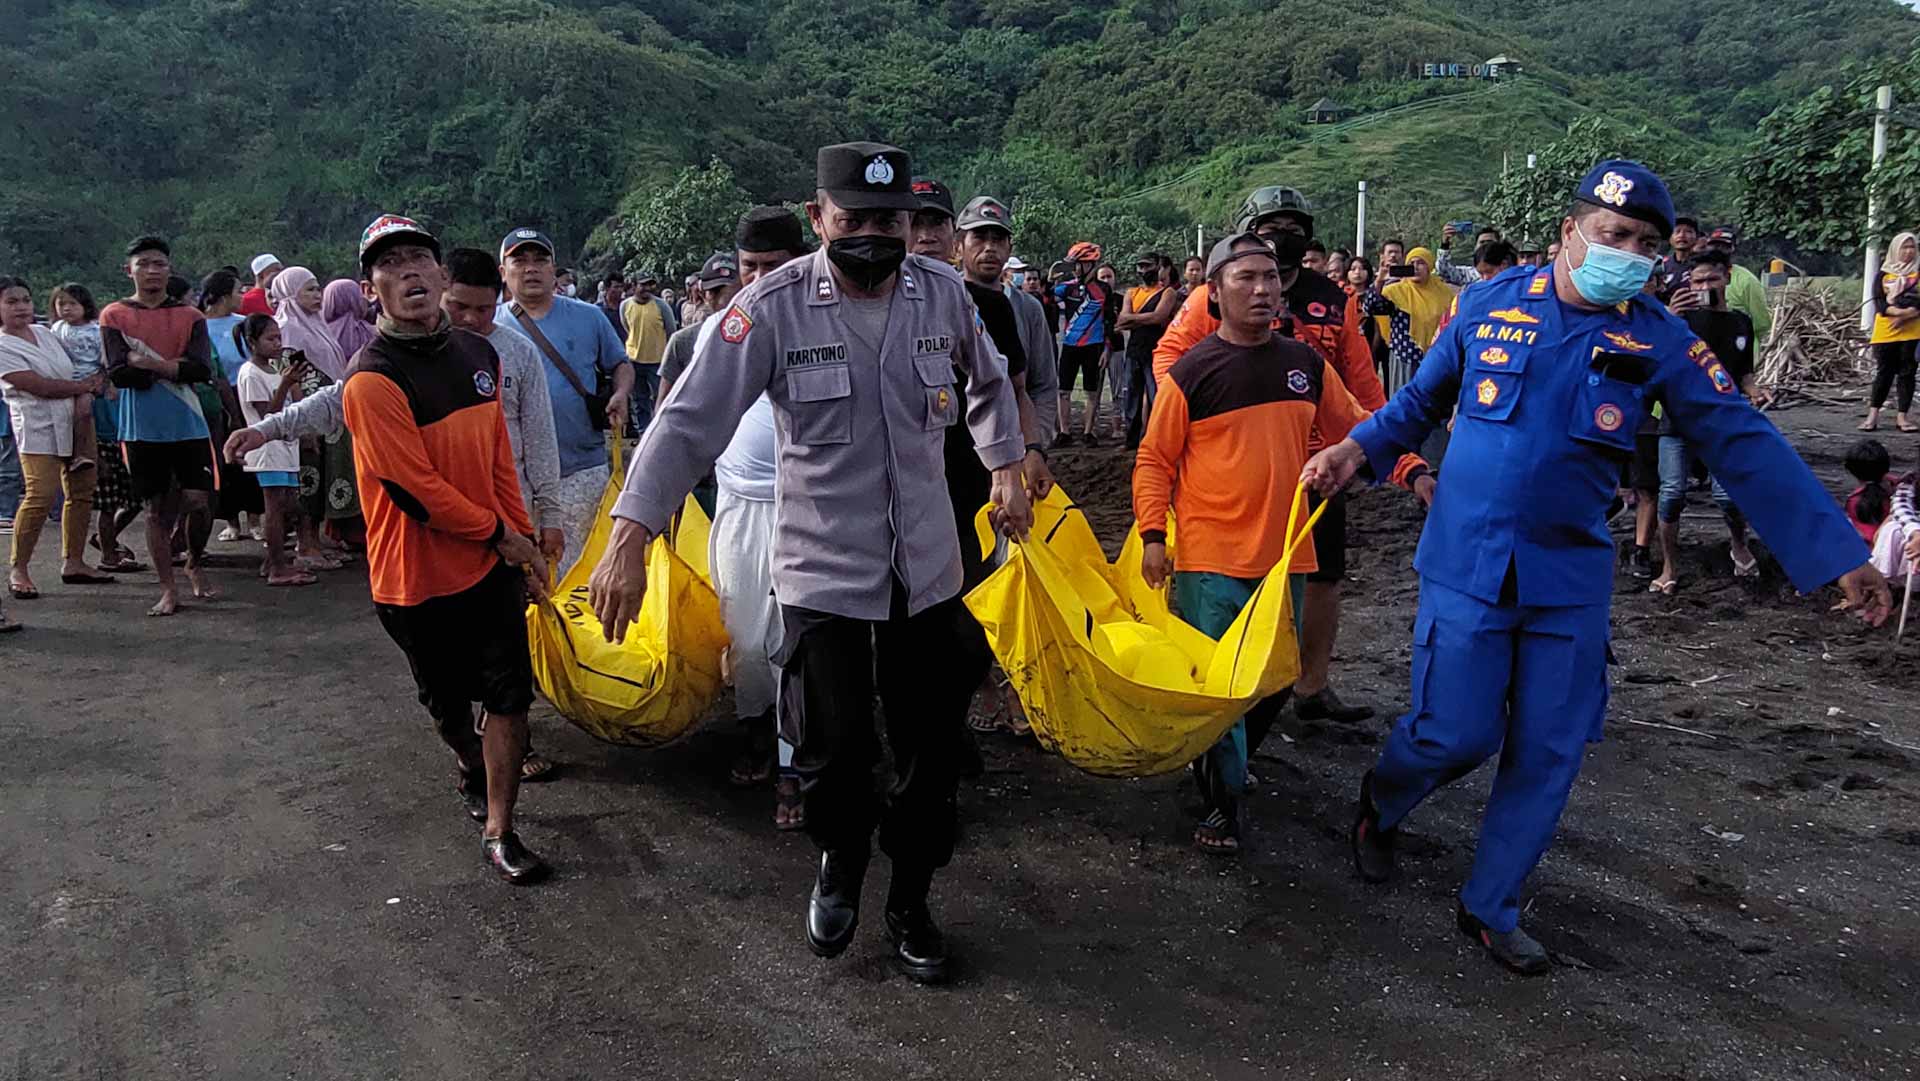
[322,278,376,366]
[269,266,347,381]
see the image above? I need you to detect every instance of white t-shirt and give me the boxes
[0,326,78,457]
[690,315,777,503]
[236,361,301,473]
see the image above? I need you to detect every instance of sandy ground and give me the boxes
[3,397,1916,1080]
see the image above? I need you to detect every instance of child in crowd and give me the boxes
[235,315,316,586]
[47,284,98,471]
[1846,439,1894,544]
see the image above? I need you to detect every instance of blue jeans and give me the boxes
[1656,435,1743,533]
[629,364,660,436]
[0,413,22,522]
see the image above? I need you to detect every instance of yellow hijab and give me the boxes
[1381,247,1456,348]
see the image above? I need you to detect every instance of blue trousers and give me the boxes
[1173,570,1306,816]
[629,364,661,435]
[0,417,21,521]
[1370,576,1610,932]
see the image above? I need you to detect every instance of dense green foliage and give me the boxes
[3,0,1916,289]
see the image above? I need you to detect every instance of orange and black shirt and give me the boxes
[1133,331,1369,578]
[341,323,533,607]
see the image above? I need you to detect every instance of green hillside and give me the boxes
[2,0,1915,285]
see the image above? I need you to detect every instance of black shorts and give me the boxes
[124,438,216,501]
[374,561,535,744]
[1059,343,1105,396]
[1628,432,1661,493]
[1307,490,1347,584]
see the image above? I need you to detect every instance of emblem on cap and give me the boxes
[1477,378,1500,407]
[1594,403,1624,431]
[1593,171,1635,207]
[720,306,752,344]
[864,156,895,185]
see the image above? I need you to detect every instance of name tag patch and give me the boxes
[785,343,849,367]
[913,335,953,355]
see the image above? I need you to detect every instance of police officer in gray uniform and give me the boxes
[590,141,1032,984]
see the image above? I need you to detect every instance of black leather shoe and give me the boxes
[456,770,488,823]
[483,831,550,885]
[807,849,868,958]
[885,905,951,985]
[1296,687,1375,724]
[1351,771,1397,884]
[1456,903,1551,976]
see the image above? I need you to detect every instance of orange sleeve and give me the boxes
[1152,286,1214,388]
[1332,306,1387,410]
[491,404,534,536]
[1311,363,1370,448]
[343,373,502,542]
[1131,378,1190,542]
[1386,452,1431,490]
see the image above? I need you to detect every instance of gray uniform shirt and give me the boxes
[612,250,1024,620]
[1006,285,1059,443]
[253,322,563,526]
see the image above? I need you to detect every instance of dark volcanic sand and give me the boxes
[3,398,1914,1080]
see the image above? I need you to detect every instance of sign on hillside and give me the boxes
[1420,56,1521,79]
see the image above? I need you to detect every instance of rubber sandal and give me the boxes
[60,571,117,585]
[774,773,806,831]
[0,618,21,634]
[1649,579,1677,595]
[8,585,39,600]
[97,557,146,573]
[1193,810,1241,856]
[266,572,318,587]
[1732,555,1759,578]
[520,752,557,782]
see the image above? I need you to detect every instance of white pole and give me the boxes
[1863,84,1893,333]
[1356,180,1369,256]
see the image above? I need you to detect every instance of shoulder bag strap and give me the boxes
[511,302,599,406]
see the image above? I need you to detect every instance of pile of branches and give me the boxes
[1756,283,1872,390]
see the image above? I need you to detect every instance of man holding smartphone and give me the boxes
[1650,249,1767,593]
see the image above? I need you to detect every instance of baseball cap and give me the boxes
[816,141,920,212]
[1572,159,1676,236]
[1005,256,1029,271]
[736,205,810,254]
[1705,226,1738,246]
[956,196,1014,233]
[1204,232,1279,278]
[697,252,740,290]
[499,227,555,259]
[357,214,440,273]
[250,253,282,276]
[911,177,956,219]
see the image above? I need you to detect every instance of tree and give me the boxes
[605,159,752,282]
[1737,53,1920,253]
[1482,116,1670,249]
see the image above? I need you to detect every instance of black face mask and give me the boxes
[1262,231,1309,271]
[827,235,907,291]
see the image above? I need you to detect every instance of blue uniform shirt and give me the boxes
[495,295,629,477]
[1350,265,1865,607]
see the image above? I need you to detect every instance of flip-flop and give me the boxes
[520,752,557,782]
[97,557,146,573]
[266,573,318,587]
[60,571,117,585]
[1732,555,1759,578]
[1649,579,1677,595]
[774,774,806,831]
[0,618,21,634]
[7,585,39,600]
[1193,810,1241,855]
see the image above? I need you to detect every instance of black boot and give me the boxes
[482,831,550,885]
[884,904,951,985]
[455,768,488,824]
[1456,902,1551,976]
[1350,770,1397,884]
[807,849,868,958]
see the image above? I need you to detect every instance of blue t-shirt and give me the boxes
[206,314,249,383]
[119,383,210,444]
[495,295,629,476]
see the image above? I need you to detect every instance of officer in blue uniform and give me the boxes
[1302,160,1893,975]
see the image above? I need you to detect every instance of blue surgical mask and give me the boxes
[1568,222,1656,305]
